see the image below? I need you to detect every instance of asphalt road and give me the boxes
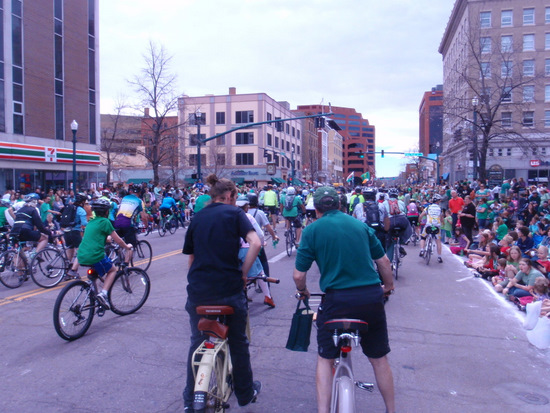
[1,223,549,413]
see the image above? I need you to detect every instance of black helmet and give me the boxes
[75,193,88,205]
[247,193,259,207]
[91,198,110,213]
[388,188,399,198]
[433,194,442,202]
[362,187,377,200]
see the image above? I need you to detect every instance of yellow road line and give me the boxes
[0,248,183,307]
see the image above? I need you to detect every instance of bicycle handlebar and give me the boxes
[247,275,280,284]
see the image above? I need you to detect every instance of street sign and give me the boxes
[404,153,423,157]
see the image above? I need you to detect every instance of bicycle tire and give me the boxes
[194,353,227,413]
[30,247,67,288]
[53,280,95,341]
[168,218,177,234]
[425,237,432,265]
[158,219,167,237]
[109,268,150,316]
[285,231,293,257]
[393,241,399,281]
[131,240,153,271]
[412,231,418,247]
[0,250,26,288]
[333,376,355,413]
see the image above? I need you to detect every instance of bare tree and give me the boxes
[128,41,184,183]
[202,142,233,179]
[443,22,543,182]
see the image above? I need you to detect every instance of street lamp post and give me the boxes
[472,96,479,181]
[70,120,78,193]
[195,110,203,182]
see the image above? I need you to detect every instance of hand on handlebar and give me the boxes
[295,287,310,300]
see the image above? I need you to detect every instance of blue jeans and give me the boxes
[183,291,254,407]
[508,286,532,299]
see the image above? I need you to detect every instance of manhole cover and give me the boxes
[516,392,549,405]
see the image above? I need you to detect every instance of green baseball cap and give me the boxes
[313,186,339,207]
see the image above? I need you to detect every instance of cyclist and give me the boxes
[247,193,279,278]
[348,186,364,215]
[77,198,133,309]
[354,187,389,250]
[0,199,15,231]
[418,193,444,263]
[11,193,51,255]
[182,174,262,410]
[281,186,306,247]
[304,189,317,223]
[293,186,396,413]
[406,199,420,241]
[63,193,88,279]
[383,188,412,259]
[113,186,148,266]
[263,184,279,228]
[159,191,177,222]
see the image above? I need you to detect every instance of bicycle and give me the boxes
[105,240,152,272]
[407,220,419,246]
[29,234,73,288]
[53,264,151,341]
[304,293,375,413]
[0,236,36,289]
[158,209,178,237]
[191,305,234,412]
[423,226,439,265]
[245,274,280,303]
[285,217,301,257]
[386,226,404,281]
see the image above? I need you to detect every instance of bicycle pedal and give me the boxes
[97,308,106,317]
[356,381,374,392]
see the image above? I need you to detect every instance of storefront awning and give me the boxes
[271,177,285,184]
[232,177,245,184]
[292,178,305,186]
[442,173,450,180]
[126,178,150,184]
[184,178,196,184]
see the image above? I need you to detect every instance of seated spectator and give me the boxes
[495,246,522,293]
[532,245,550,277]
[503,258,543,299]
[476,244,501,279]
[517,226,535,257]
[493,217,509,241]
[532,222,546,247]
[517,277,550,309]
[491,258,509,290]
[464,232,490,268]
[507,230,519,244]
[449,227,470,255]
[498,235,514,257]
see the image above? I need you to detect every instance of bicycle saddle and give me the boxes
[325,318,368,333]
[196,305,234,315]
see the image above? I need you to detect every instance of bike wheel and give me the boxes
[109,268,150,315]
[393,244,399,281]
[0,250,26,288]
[194,353,228,413]
[425,238,432,265]
[412,231,418,247]
[30,247,67,288]
[131,240,153,272]
[158,219,167,237]
[285,231,293,257]
[53,280,95,341]
[168,218,177,234]
[332,376,355,413]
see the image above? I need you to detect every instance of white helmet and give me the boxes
[287,186,296,195]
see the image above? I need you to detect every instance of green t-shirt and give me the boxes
[40,202,51,222]
[497,224,508,240]
[194,194,212,213]
[515,268,543,286]
[0,206,7,227]
[295,209,385,291]
[281,194,303,218]
[476,203,489,219]
[77,217,114,265]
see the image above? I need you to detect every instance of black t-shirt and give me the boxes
[460,203,476,227]
[183,202,254,302]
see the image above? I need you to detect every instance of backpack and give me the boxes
[349,195,360,213]
[407,202,418,216]
[59,204,78,228]
[363,201,381,228]
[388,199,401,215]
[285,195,296,211]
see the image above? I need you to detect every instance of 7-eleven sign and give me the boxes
[45,147,57,163]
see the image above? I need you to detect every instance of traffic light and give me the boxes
[263,149,268,158]
[288,177,293,184]
[359,151,365,159]
[381,150,385,158]
[315,116,325,128]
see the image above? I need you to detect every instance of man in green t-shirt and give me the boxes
[77,198,132,309]
[280,187,305,245]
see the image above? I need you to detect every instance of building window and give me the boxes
[523,86,535,102]
[497,148,503,157]
[501,112,512,128]
[523,8,535,25]
[267,133,272,146]
[546,59,550,76]
[480,37,491,53]
[501,61,513,78]
[533,147,538,156]
[12,0,23,134]
[216,154,225,165]
[88,0,96,144]
[489,148,494,157]
[292,126,295,137]
[523,34,535,51]
[235,110,253,123]
[275,136,279,148]
[267,112,272,123]
[236,132,254,145]
[545,111,550,127]
[546,33,550,50]
[216,136,225,145]
[523,111,535,127]
[285,123,289,134]
[547,7,550,24]
[189,133,205,146]
[188,154,206,167]
[286,141,290,151]
[501,35,513,52]
[236,153,254,165]
[54,0,64,140]
[480,11,491,28]
[507,148,512,156]
[546,85,550,102]
[502,10,513,27]
[216,112,225,124]
[481,62,491,79]
[523,60,535,76]
[542,147,547,155]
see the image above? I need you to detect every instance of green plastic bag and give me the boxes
[286,299,314,352]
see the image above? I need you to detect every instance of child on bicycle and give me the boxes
[77,198,133,309]
[418,194,444,263]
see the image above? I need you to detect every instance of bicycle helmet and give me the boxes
[75,193,88,205]
[287,187,296,195]
[362,187,377,200]
[0,199,10,207]
[24,193,40,202]
[247,193,259,207]
[236,194,249,207]
[432,194,442,202]
[91,198,111,213]
[388,188,399,198]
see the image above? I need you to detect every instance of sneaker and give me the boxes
[437,257,443,263]
[65,269,81,280]
[95,292,110,310]
[419,250,425,257]
[239,381,262,407]
[264,296,275,308]
[399,246,407,257]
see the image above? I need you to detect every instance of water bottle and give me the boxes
[273,238,279,248]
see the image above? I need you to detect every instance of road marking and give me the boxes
[268,250,291,263]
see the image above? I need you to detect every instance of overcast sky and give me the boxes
[99,0,454,177]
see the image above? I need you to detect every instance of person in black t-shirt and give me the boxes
[182,174,262,410]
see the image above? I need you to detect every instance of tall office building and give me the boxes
[439,0,550,184]
[296,105,375,184]
[0,0,102,193]
[418,85,443,182]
